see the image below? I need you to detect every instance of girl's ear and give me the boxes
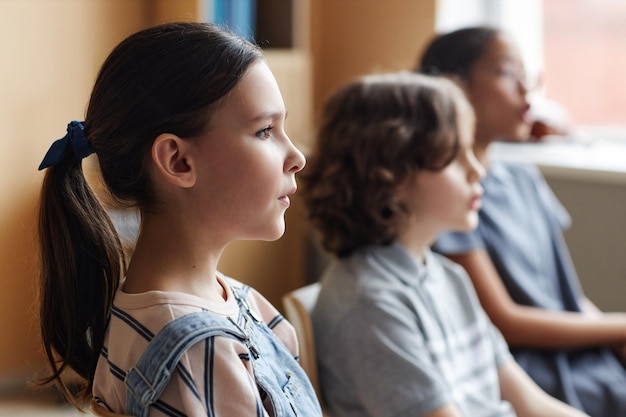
[151,133,196,188]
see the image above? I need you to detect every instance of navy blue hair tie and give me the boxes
[38,121,95,171]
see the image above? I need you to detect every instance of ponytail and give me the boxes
[38,140,124,404]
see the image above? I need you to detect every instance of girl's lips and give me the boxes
[279,186,296,207]
[279,195,291,207]
[521,104,533,123]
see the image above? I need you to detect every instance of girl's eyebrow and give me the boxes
[251,110,288,123]
[497,56,521,66]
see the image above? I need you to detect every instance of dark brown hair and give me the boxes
[37,22,262,404]
[417,26,500,77]
[301,72,470,258]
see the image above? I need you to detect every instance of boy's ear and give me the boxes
[151,133,196,188]
[392,178,410,205]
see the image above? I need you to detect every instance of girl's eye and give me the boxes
[496,65,527,86]
[496,66,515,79]
[256,126,273,139]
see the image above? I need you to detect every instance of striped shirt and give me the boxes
[312,243,515,417]
[93,274,298,416]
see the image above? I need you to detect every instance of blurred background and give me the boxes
[1,0,625,407]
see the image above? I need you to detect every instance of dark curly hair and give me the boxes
[301,72,472,258]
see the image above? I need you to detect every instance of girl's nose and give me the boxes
[518,76,530,97]
[286,137,306,173]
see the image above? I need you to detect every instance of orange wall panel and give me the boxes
[310,0,436,118]
[0,0,147,380]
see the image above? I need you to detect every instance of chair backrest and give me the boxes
[282,282,321,400]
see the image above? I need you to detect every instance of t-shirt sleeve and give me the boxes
[333,297,452,417]
[156,336,269,417]
[446,258,513,369]
[433,228,485,255]
[526,164,571,230]
[483,311,514,368]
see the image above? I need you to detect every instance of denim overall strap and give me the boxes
[231,285,323,417]
[124,311,246,417]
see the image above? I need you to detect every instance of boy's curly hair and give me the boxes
[301,72,471,258]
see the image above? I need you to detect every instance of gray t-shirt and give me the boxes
[312,243,515,417]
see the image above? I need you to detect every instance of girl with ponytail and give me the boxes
[37,22,321,417]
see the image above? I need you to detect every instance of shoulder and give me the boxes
[316,248,416,310]
[430,251,475,291]
[109,289,215,346]
[223,274,299,356]
[316,246,436,331]
[433,251,469,277]
[491,160,537,174]
[484,161,555,214]
[490,161,543,186]
[313,254,389,326]
[227,276,285,327]
[428,251,485,309]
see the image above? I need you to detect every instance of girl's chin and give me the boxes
[496,128,533,143]
[494,121,533,142]
[515,122,533,140]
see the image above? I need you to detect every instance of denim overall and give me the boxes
[124,284,322,417]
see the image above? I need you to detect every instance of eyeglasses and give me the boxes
[475,63,537,92]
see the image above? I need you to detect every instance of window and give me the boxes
[543,0,626,129]
[436,0,626,138]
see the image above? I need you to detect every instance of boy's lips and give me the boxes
[470,192,483,211]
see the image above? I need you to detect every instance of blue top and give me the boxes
[434,161,626,416]
[312,243,515,417]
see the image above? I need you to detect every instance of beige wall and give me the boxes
[0,0,147,380]
[545,174,626,313]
